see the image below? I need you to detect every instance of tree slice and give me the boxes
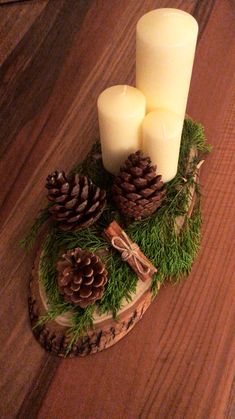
[29,149,201,357]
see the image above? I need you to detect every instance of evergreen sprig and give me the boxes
[19,207,50,253]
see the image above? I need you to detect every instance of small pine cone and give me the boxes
[112,151,166,221]
[57,248,108,308]
[46,171,106,231]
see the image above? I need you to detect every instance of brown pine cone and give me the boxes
[46,171,106,231]
[112,151,166,221]
[57,248,108,308]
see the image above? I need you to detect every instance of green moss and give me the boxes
[22,118,211,354]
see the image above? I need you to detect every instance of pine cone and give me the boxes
[57,248,108,308]
[112,151,166,220]
[46,171,106,231]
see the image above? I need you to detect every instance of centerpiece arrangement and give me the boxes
[22,9,211,357]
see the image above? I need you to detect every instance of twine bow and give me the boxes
[111,231,151,275]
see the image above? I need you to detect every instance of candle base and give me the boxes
[29,171,199,357]
[28,129,206,357]
[29,165,198,357]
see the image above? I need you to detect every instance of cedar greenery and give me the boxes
[19,207,50,253]
[22,118,211,354]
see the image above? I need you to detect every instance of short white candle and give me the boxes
[142,110,184,183]
[97,85,146,175]
[136,8,198,116]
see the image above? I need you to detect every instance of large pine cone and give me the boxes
[46,171,106,231]
[112,151,166,220]
[57,248,108,308]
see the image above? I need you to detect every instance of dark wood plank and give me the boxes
[0,0,234,418]
[0,0,31,5]
[0,0,48,65]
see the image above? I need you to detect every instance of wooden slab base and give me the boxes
[29,149,200,357]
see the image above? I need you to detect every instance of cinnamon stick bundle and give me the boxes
[103,221,157,282]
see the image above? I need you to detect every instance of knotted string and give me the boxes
[111,231,151,275]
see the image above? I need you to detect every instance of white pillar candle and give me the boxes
[97,85,146,175]
[142,109,184,183]
[136,8,198,116]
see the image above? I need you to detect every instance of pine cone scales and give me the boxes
[46,171,106,231]
[112,151,166,220]
[57,248,108,308]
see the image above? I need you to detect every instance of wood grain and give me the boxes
[0,0,234,418]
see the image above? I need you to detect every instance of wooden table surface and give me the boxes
[0,1,234,418]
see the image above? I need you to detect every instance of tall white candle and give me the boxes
[136,8,198,116]
[97,85,146,175]
[142,110,184,183]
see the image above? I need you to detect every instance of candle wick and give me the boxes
[121,85,128,96]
